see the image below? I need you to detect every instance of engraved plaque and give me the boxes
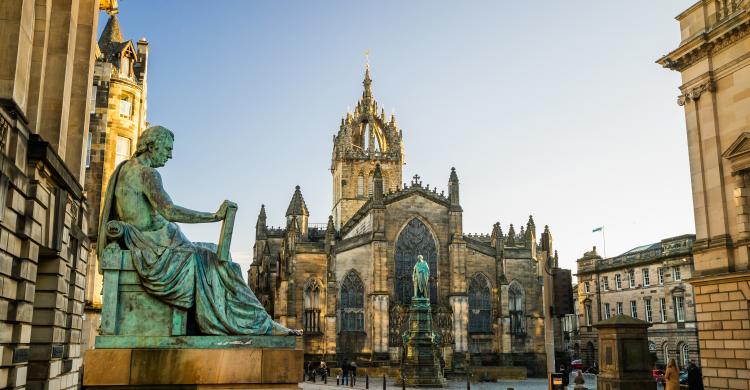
[12,348,29,364]
[51,344,64,359]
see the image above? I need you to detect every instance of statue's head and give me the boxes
[135,125,175,168]
[417,254,424,262]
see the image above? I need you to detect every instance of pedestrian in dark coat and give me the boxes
[687,362,704,390]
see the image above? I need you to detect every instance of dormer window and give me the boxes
[120,55,131,78]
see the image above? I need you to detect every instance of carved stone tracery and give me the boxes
[395,218,438,305]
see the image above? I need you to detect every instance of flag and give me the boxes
[592,226,603,233]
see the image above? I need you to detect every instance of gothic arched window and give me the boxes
[395,218,438,304]
[368,173,374,197]
[508,281,525,336]
[304,279,322,334]
[468,274,492,334]
[340,271,364,332]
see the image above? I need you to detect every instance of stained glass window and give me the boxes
[340,271,364,332]
[468,274,491,333]
[508,281,525,335]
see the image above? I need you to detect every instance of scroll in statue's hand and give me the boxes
[214,200,238,221]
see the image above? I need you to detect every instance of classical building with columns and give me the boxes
[249,68,572,376]
[0,0,101,388]
[659,1,750,389]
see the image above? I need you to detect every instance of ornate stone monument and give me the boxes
[83,126,302,389]
[400,255,448,387]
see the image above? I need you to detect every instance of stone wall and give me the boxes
[0,1,98,388]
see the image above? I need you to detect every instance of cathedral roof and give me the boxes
[285,185,309,216]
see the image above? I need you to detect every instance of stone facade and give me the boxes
[575,235,699,372]
[0,0,99,388]
[81,8,149,354]
[658,1,750,388]
[249,69,572,377]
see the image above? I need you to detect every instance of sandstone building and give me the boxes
[0,0,100,388]
[575,235,699,371]
[249,68,573,376]
[81,7,149,354]
[659,1,750,389]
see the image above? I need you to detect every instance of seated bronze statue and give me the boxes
[97,125,301,336]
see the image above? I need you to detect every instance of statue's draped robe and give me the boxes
[97,162,277,335]
[412,260,429,299]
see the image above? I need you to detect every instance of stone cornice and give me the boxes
[658,8,750,72]
[677,80,716,106]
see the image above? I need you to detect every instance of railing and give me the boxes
[716,0,740,23]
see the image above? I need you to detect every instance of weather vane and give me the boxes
[364,49,370,70]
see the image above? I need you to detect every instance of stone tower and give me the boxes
[330,66,404,228]
[82,7,150,353]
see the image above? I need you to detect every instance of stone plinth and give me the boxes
[84,345,302,389]
[594,315,655,390]
[400,297,447,387]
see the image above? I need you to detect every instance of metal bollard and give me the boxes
[383,375,386,390]
[466,372,470,390]
[366,374,369,389]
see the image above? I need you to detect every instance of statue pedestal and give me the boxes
[401,298,447,387]
[83,336,302,389]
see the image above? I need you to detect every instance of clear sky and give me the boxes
[103,1,695,278]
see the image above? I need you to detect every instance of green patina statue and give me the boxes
[412,254,429,298]
[97,125,301,336]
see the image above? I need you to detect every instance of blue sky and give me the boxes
[103,1,694,276]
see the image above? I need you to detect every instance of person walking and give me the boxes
[665,358,680,390]
[342,362,349,386]
[687,361,704,390]
[351,361,358,387]
[560,364,570,388]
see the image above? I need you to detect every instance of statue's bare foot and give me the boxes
[271,321,303,336]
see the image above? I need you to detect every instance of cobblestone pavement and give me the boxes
[300,373,599,390]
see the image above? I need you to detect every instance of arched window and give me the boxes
[679,343,689,369]
[357,174,364,197]
[662,342,670,365]
[368,173,374,197]
[304,279,322,334]
[468,274,492,334]
[394,218,438,304]
[508,281,525,335]
[340,271,364,332]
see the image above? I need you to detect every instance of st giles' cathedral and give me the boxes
[248,67,572,375]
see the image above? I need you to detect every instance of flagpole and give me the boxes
[593,226,607,258]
